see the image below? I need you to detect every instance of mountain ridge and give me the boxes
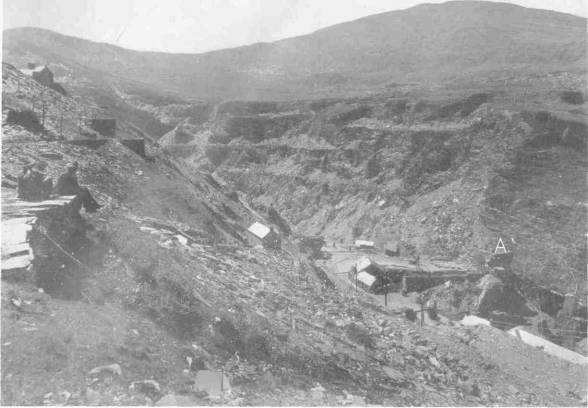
[3,1,586,101]
[4,1,586,56]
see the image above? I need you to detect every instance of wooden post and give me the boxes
[384,291,388,307]
[289,308,294,330]
[420,302,424,327]
[59,109,63,138]
[41,101,46,127]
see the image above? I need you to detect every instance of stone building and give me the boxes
[21,63,54,87]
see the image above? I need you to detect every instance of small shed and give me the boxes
[351,257,386,293]
[21,64,54,87]
[248,222,280,249]
[354,240,375,249]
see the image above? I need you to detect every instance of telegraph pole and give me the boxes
[59,107,64,139]
[41,100,46,127]
[40,90,45,127]
[78,109,82,136]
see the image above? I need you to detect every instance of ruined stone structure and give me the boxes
[121,139,146,157]
[88,119,116,137]
[20,63,54,87]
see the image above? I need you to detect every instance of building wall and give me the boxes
[508,327,588,366]
[121,139,146,157]
[88,119,116,137]
[262,231,281,249]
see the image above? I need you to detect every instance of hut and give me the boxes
[248,222,280,249]
[21,63,54,87]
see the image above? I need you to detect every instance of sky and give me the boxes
[2,0,587,53]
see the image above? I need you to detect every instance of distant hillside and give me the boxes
[3,1,586,100]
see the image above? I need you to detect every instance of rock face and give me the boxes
[221,113,310,143]
[187,94,587,299]
[422,271,543,321]
[2,48,587,408]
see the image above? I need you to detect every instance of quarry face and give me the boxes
[2,1,587,406]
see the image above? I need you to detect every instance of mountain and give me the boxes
[3,1,586,101]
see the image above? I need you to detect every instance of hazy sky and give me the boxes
[3,0,587,53]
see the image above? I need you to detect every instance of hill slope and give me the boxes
[2,3,588,406]
[3,1,586,101]
[165,89,587,299]
[4,58,586,407]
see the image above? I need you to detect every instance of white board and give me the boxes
[248,222,270,239]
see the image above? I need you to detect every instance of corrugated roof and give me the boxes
[357,271,376,287]
[248,222,270,239]
[356,256,373,272]
[355,239,375,248]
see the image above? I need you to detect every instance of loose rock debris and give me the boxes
[1,60,586,407]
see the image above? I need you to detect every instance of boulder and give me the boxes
[193,370,231,399]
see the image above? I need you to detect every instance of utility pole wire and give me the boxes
[37,228,93,273]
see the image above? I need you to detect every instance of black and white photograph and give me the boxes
[1,0,587,405]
